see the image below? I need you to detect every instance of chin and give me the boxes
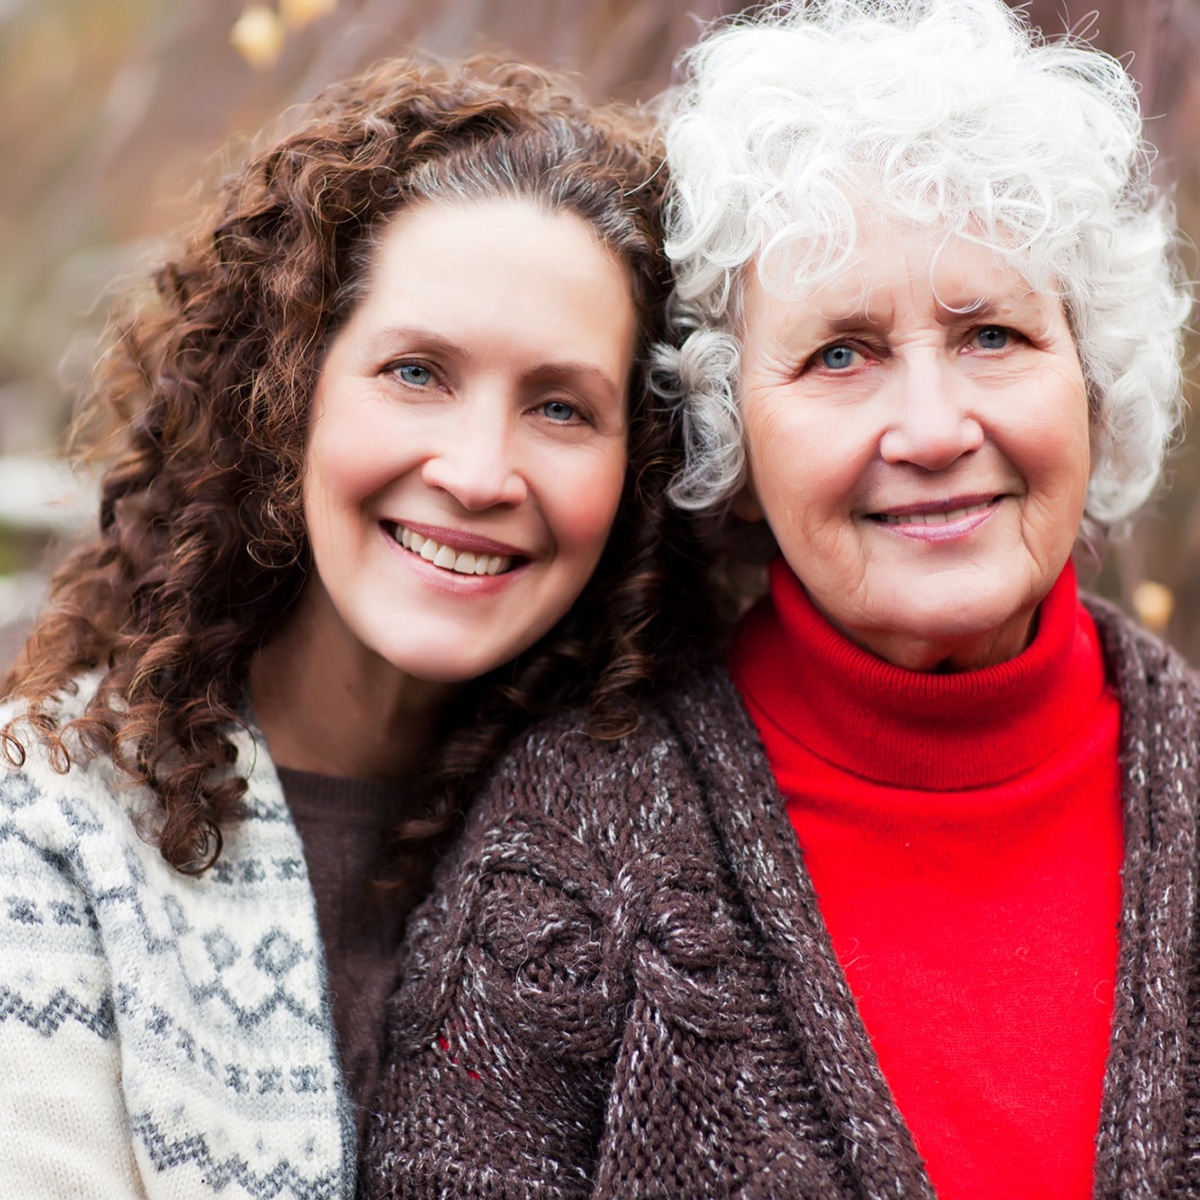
[373,639,496,685]
[893,600,1037,664]
[904,575,1031,627]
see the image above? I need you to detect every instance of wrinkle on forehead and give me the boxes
[750,217,1067,344]
[753,205,1065,301]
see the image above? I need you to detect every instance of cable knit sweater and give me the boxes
[0,679,355,1199]
[363,598,1200,1199]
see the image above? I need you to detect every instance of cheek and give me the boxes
[1031,437,1090,556]
[303,402,401,515]
[301,433,356,537]
[298,419,390,576]
[745,403,865,526]
[1019,385,1092,511]
[545,447,627,561]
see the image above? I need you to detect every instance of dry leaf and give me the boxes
[280,0,338,31]
[231,6,286,69]
[1132,579,1175,633]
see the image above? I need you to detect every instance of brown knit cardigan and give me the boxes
[362,600,1200,1199]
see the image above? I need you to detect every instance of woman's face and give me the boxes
[298,197,636,684]
[736,218,1090,672]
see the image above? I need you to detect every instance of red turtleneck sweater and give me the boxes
[728,559,1123,1200]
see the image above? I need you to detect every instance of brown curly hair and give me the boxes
[1,54,713,879]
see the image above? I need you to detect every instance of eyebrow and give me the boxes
[366,326,627,399]
[807,289,1049,334]
[932,292,1049,321]
[365,327,468,359]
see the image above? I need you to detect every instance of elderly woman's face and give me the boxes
[736,219,1090,672]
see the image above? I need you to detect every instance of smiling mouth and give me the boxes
[386,523,517,576]
[870,498,1000,526]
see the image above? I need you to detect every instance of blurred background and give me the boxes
[1,0,1198,670]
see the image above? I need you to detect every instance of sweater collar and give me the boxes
[728,557,1108,790]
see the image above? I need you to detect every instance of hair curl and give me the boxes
[655,0,1191,530]
[2,54,713,880]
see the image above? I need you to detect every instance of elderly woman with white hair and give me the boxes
[363,2,1198,1197]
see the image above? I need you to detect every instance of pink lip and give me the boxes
[873,493,1000,518]
[382,519,530,560]
[379,525,531,595]
[867,494,1003,542]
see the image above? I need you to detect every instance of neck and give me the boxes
[828,604,1040,673]
[248,589,459,780]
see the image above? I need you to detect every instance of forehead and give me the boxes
[344,196,638,341]
[366,197,612,281]
[747,216,1054,327]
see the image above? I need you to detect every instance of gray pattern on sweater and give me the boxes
[364,600,1200,1198]
[0,681,355,1199]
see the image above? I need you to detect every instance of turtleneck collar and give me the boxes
[728,557,1109,790]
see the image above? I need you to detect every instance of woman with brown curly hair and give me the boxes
[0,53,704,1200]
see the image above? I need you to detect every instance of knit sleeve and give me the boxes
[0,764,149,1198]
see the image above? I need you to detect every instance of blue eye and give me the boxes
[395,363,432,386]
[976,326,1010,350]
[541,400,578,423]
[820,343,859,370]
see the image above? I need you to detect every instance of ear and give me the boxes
[731,470,765,522]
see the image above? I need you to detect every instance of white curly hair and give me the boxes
[656,0,1191,530]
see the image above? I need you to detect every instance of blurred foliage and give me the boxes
[1,0,1199,659]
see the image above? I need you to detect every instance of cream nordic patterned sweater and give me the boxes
[0,681,355,1199]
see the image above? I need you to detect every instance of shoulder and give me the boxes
[426,680,717,909]
[0,678,141,878]
[0,677,309,1019]
[0,675,303,964]
[390,662,757,1046]
[0,685,118,1018]
[474,660,750,822]
[0,677,288,857]
[1084,595,1200,717]
[1084,596,1200,852]
[1,675,160,832]
[457,661,753,866]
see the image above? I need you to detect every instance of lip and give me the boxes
[378,520,535,594]
[380,525,532,595]
[872,493,1001,518]
[866,493,1004,542]
[387,520,529,559]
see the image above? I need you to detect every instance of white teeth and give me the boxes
[883,501,992,526]
[391,524,513,576]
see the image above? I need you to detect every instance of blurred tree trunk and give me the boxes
[2,0,1200,665]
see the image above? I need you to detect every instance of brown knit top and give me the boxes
[361,599,1200,1199]
[280,768,411,1142]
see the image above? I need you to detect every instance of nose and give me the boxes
[878,356,984,470]
[419,398,528,510]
